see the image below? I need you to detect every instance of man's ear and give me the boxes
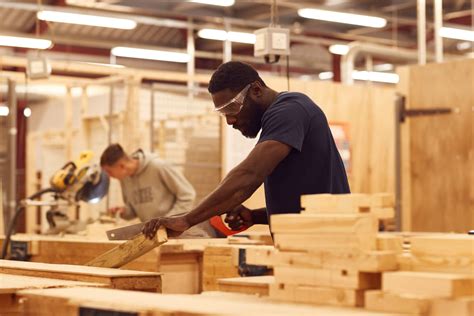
[250,82,264,98]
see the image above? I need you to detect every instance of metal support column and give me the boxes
[6,79,17,226]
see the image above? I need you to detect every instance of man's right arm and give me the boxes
[142,140,291,238]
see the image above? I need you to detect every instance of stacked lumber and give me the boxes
[202,244,271,291]
[397,234,474,274]
[0,260,162,292]
[217,275,274,296]
[258,206,398,307]
[301,193,396,225]
[365,234,474,316]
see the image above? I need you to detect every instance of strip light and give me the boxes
[0,35,52,49]
[0,105,9,116]
[189,0,235,6]
[352,71,399,84]
[329,44,349,55]
[111,47,190,63]
[440,27,474,42]
[318,71,399,84]
[37,10,137,29]
[298,8,387,28]
[197,29,256,44]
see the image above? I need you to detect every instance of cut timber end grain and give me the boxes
[382,271,474,298]
[271,213,378,235]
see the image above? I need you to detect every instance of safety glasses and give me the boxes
[214,84,251,116]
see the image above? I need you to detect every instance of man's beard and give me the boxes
[240,105,264,138]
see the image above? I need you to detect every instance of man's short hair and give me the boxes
[100,143,126,166]
[208,61,266,94]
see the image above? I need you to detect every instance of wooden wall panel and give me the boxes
[399,60,474,232]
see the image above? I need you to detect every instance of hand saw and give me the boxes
[106,222,145,240]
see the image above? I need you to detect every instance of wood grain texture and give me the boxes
[0,273,104,294]
[86,226,168,268]
[18,286,404,316]
[398,60,474,232]
[382,271,474,298]
[218,276,274,296]
[0,260,162,291]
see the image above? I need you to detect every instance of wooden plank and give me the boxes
[376,234,404,254]
[18,286,403,316]
[274,233,376,253]
[365,290,430,315]
[271,214,378,234]
[270,282,365,307]
[430,296,474,316]
[274,266,381,289]
[245,247,397,272]
[301,194,372,213]
[383,271,474,298]
[0,260,162,292]
[0,273,104,294]
[218,276,274,296]
[86,226,168,268]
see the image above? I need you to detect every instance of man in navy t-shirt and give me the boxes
[142,61,350,238]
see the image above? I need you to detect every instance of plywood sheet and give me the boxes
[399,60,474,232]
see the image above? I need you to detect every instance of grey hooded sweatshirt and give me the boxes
[120,150,215,238]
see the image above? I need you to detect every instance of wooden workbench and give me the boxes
[17,287,405,316]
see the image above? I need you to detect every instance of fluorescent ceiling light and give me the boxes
[298,8,387,28]
[373,63,394,72]
[329,44,349,55]
[319,71,334,80]
[0,105,9,116]
[189,0,235,6]
[23,107,32,118]
[0,35,52,49]
[198,29,256,44]
[37,10,137,29]
[111,46,190,63]
[440,27,474,42]
[352,71,399,84]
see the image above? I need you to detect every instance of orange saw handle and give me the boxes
[210,215,248,236]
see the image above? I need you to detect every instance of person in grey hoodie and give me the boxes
[100,143,215,238]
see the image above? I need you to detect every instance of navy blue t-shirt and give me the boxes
[258,92,350,217]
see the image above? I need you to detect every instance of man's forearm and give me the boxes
[184,167,263,227]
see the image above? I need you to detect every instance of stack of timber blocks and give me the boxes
[202,244,270,291]
[264,193,399,307]
[365,234,474,316]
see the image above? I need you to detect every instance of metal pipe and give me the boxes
[434,0,443,62]
[150,88,155,153]
[187,18,195,108]
[341,42,420,84]
[223,19,232,63]
[417,0,426,64]
[7,79,17,227]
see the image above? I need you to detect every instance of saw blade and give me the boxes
[106,222,145,240]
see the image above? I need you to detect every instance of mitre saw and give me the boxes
[1,150,110,259]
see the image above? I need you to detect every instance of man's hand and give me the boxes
[224,205,253,231]
[142,216,191,239]
[108,206,125,217]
